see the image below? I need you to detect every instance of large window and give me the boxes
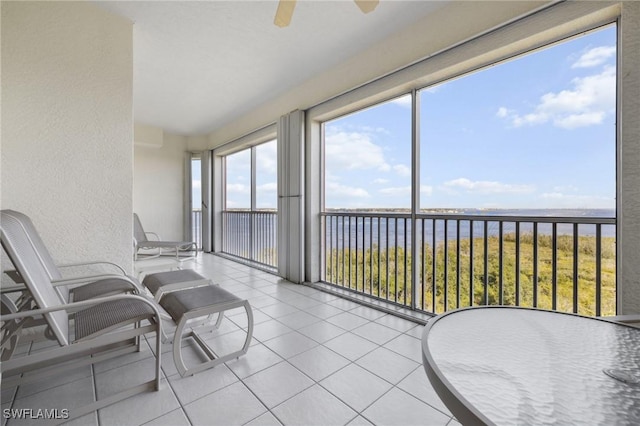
[222,140,278,267]
[321,25,617,316]
[324,95,412,210]
[420,26,616,213]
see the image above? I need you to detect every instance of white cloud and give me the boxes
[393,164,411,177]
[496,107,511,118]
[379,186,411,195]
[378,185,432,196]
[256,140,278,174]
[421,185,433,196]
[572,45,616,68]
[373,178,389,184]
[192,180,201,189]
[325,130,390,172]
[553,185,578,192]
[326,181,370,198]
[422,85,441,94]
[257,182,277,193]
[554,111,606,129]
[390,95,412,108]
[226,183,250,194]
[226,149,250,174]
[444,178,535,195]
[498,66,615,129]
[540,192,614,208]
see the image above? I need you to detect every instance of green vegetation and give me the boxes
[325,233,616,317]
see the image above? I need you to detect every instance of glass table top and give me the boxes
[423,307,640,425]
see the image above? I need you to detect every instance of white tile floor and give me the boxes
[2,254,460,426]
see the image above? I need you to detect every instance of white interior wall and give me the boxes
[1,1,134,270]
[134,128,187,241]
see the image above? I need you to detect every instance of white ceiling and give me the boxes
[94,1,445,135]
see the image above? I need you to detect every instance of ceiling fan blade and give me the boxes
[274,0,297,28]
[354,0,379,14]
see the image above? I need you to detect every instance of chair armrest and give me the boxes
[57,260,127,276]
[0,283,27,294]
[51,274,141,291]
[0,293,160,321]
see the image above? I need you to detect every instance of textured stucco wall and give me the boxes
[134,131,186,241]
[1,2,134,270]
[619,2,640,315]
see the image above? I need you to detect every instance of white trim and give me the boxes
[213,123,277,157]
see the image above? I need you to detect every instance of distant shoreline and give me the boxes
[323,208,616,217]
[223,207,616,218]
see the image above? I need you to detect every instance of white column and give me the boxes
[618,2,640,315]
[278,111,305,283]
[201,150,213,252]
[305,119,322,283]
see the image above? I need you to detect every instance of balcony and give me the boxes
[2,1,639,425]
[2,254,454,426]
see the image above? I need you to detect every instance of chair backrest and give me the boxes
[1,210,69,346]
[133,213,148,244]
[2,210,68,302]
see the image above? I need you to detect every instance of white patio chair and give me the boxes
[134,213,197,261]
[0,210,162,421]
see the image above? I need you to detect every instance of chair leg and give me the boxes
[172,301,254,377]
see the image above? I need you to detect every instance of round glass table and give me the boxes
[422,307,640,425]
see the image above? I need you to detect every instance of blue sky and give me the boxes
[222,24,616,211]
[325,24,616,210]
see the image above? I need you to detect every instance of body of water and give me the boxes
[324,209,616,250]
[223,209,616,253]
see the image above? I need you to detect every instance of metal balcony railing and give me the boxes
[192,208,202,249]
[321,211,616,317]
[222,210,277,268]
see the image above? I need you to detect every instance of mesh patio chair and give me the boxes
[0,210,162,421]
[133,213,197,261]
[1,210,140,303]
